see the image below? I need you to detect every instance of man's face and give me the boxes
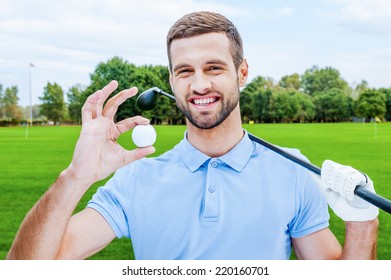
[169,32,247,129]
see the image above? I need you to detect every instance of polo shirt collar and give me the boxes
[219,130,254,172]
[180,132,210,172]
[180,130,254,173]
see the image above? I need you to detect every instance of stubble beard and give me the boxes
[176,87,240,130]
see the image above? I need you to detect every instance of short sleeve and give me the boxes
[289,170,330,238]
[87,164,137,238]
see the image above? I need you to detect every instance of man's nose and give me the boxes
[190,72,212,94]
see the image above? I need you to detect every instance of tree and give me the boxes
[240,76,275,123]
[0,84,3,118]
[269,90,315,123]
[301,66,348,95]
[294,91,315,122]
[239,87,254,123]
[146,65,183,125]
[80,57,176,124]
[269,90,299,122]
[121,65,173,124]
[313,88,351,122]
[67,84,85,124]
[39,82,67,124]
[355,89,386,121]
[0,85,23,120]
[81,57,138,121]
[378,88,391,121]
[279,73,301,90]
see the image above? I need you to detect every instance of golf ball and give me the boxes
[132,124,157,147]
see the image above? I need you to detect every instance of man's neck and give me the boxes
[186,107,244,158]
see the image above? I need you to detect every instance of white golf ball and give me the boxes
[132,124,157,147]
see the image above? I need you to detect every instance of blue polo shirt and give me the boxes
[87,131,329,259]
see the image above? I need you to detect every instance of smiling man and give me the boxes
[7,11,378,260]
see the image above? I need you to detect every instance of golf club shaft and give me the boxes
[149,87,391,215]
[157,89,176,100]
[248,133,391,215]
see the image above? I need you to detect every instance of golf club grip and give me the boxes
[354,187,391,214]
[248,133,391,215]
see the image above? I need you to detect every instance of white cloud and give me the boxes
[331,47,391,88]
[330,0,391,34]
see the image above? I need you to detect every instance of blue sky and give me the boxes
[1,0,390,106]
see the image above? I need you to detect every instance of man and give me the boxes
[7,11,378,260]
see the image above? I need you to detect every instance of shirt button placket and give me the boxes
[203,160,220,222]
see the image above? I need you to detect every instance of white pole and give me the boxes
[29,63,34,126]
[25,63,34,140]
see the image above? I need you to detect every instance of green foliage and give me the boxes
[31,59,387,125]
[0,84,23,121]
[294,91,315,122]
[80,57,138,121]
[4,59,387,126]
[67,84,85,124]
[301,66,348,95]
[240,76,316,123]
[79,57,180,124]
[355,89,386,121]
[239,87,254,122]
[378,88,391,121]
[240,76,275,123]
[39,82,67,124]
[240,65,388,123]
[279,73,301,90]
[270,90,315,123]
[313,88,352,122]
[270,90,299,122]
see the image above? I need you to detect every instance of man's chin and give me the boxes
[187,117,222,130]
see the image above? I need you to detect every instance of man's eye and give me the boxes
[177,69,192,75]
[208,66,223,72]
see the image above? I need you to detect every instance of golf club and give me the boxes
[136,87,391,215]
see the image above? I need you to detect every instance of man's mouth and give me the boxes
[190,97,220,107]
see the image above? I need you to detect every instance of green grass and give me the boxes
[0,123,390,259]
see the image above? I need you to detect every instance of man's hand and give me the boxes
[320,160,379,222]
[66,80,155,186]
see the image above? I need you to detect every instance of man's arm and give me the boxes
[7,81,154,259]
[341,219,378,259]
[292,228,341,260]
[293,160,379,260]
[6,169,114,259]
[292,220,378,259]
[56,207,117,259]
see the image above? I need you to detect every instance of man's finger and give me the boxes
[81,81,119,121]
[81,92,99,122]
[103,87,138,120]
[116,116,150,134]
[95,80,119,117]
[122,146,156,166]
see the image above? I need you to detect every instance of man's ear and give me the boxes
[238,59,249,87]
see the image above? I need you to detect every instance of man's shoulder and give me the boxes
[252,140,309,163]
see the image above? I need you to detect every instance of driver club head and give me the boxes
[136,87,160,111]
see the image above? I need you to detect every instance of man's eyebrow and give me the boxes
[205,59,228,66]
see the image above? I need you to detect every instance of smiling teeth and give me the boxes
[194,98,216,106]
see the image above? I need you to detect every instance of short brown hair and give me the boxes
[166,11,243,71]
